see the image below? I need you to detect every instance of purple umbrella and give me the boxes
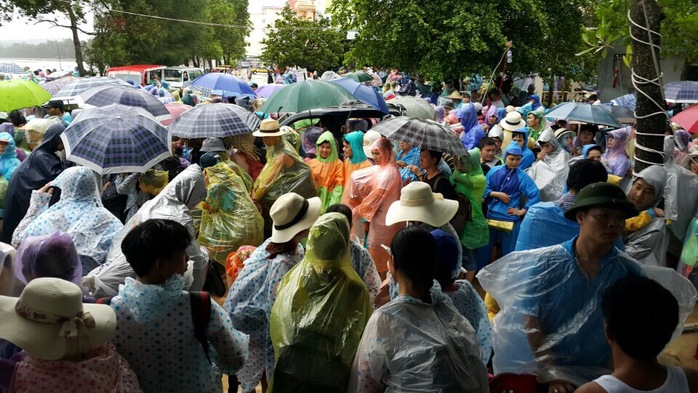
[254,84,285,98]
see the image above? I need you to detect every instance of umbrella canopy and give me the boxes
[331,78,389,114]
[0,63,27,74]
[52,77,132,101]
[671,104,698,134]
[254,84,285,98]
[190,73,256,98]
[387,95,436,121]
[77,85,171,121]
[320,71,341,81]
[41,76,81,95]
[665,81,698,104]
[61,104,172,174]
[610,93,637,111]
[600,105,636,124]
[544,101,622,127]
[259,80,356,114]
[169,103,261,138]
[343,71,374,83]
[161,103,193,126]
[371,116,468,156]
[0,79,52,112]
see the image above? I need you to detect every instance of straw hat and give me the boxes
[270,193,322,243]
[253,118,288,137]
[0,277,116,360]
[447,90,463,100]
[499,111,526,131]
[386,182,458,227]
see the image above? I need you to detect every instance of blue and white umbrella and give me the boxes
[52,77,133,101]
[331,77,390,114]
[77,85,171,121]
[544,101,622,127]
[665,81,698,104]
[610,93,636,111]
[190,73,256,99]
[0,63,27,74]
[61,104,172,175]
[168,103,261,139]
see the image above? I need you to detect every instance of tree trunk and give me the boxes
[546,73,554,107]
[630,0,665,173]
[67,8,86,76]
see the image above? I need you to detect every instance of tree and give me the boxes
[330,0,594,82]
[1,0,94,76]
[261,6,345,72]
[194,0,251,68]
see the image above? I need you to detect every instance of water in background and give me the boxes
[0,58,81,73]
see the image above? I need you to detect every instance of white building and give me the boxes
[247,0,286,58]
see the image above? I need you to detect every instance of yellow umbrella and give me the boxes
[0,79,52,112]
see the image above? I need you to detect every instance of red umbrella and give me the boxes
[671,104,698,134]
[161,103,192,126]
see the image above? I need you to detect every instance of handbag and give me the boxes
[487,219,514,233]
[203,260,227,297]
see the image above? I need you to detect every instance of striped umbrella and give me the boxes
[52,77,132,101]
[168,103,261,138]
[77,85,171,121]
[61,104,172,174]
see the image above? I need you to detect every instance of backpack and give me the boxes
[435,175,472,235]
[96,291,212,363]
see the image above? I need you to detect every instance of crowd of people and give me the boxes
[0,76,697,393]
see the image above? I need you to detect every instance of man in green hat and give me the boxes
[478,182,645,392]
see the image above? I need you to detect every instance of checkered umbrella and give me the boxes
[41,76,81,96]
[0,63,26,74]
[61,104,172,175]
[168,103,261,138]
[77,85,171,121]
[665,81,698,104]
[371,116,468,155]
[52,77,132,101]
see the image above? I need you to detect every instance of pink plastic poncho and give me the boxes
[342,137,404,273]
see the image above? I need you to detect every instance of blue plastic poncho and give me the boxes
[484,143,540,223]
[458,104,486,150]
[396,145,421,183]
[0,132,20,180]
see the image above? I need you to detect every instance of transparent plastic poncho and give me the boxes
[269,213,372,393]
[526,129,570,202]
[477,243,697,387]
[198,163,264,265]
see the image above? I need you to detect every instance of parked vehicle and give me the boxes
[106,65,166,86]
[163,66,203,89]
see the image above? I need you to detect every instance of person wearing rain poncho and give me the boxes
[457,103,486,150]
[525,108,547,142]
[475,142,540,269]
[307,131,345,212]
[478,182,697,392]
[511,127,536,170]
[602,127,632,178]
[451,149,489,250]
[342,137,404,277]
[224,193,321,393]
[526,128,571,202]
[114,169,169,222]
[623,165,669,266]
[12,166,124,271]
[200,137,254,193]
[252,119,316,236]
[555,128,576,154]
[1,123,66,244]
[268,213,372,393]
[395,141,421,183]
[0,132,20,218]
[342,131,372,186]
[350,226,490,393]
[198,156,264,266]
[82,165,208,297]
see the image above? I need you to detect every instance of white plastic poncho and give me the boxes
[477,239,697,387]
[350,283,489,393]
[526,128,570,202]
[82,165,208,297]
[663,136,698,241]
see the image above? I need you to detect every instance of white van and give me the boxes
[163,67,203,89]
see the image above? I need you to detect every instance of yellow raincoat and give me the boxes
[269,213,372,393]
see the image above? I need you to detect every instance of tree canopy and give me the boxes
[260,6,345,72]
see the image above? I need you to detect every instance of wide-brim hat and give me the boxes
[200,137,227,152]
[363,130,381,157]
[500,111,526,131]
[0,277,116,360]
[447,90,463,100]
[564,182,638,221]
[386,182,459,227]
[270,194,321,243]
[253,118,287,137]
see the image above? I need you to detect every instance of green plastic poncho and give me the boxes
[269,213,372,393]
[451,148,489,249]
[198,163,264,264]
[219,154,254,194]
[308,131,344,213]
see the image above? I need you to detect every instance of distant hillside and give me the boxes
[0,39,76,58]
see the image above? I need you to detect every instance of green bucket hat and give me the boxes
[564,182,638,221]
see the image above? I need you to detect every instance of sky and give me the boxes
[0,12,94,42]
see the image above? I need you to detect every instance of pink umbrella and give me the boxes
[672,103,698,134]
[161,103,192,126]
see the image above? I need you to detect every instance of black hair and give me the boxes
[479,137,497,149]
[566,160,608,192]
[391,226,436,302]
[121,219,192,276]
[602,274,679,360]
[326,204,352,227]
[266,240,298,259]
[424,150,443,162]
[580,124,599,135]
[9,110,26,127]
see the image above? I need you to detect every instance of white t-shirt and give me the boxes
[593,366,689,393]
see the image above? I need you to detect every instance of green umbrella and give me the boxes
[343,71,374,83]
[259,80,357,114]
[0,79,52,112]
